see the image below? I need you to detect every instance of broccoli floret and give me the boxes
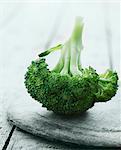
[25,17,118,114]
[95,70,118,102]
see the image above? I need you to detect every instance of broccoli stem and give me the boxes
[52,17,84,76]
[70,17,84,76]
[60,40,71,75]
[51,45,65,73]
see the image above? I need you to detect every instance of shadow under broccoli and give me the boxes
[25,17,118,115]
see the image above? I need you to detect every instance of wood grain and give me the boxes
[7,128,80,150]
[0,90,15,149]
[7,129,116,150]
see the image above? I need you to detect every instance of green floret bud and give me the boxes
[25,17,118,115]
[95,70,118,102]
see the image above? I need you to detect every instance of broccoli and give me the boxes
[25,17,118,115]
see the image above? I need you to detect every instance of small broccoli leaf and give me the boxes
[38,44,63,57]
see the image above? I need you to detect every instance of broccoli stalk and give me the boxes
[25,17,118,115]
[46,18,84,76]
[39,17,84,75]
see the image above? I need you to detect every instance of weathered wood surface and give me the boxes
[8,129,112,150]
[7,128,81,150]
[0,90,15,150]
